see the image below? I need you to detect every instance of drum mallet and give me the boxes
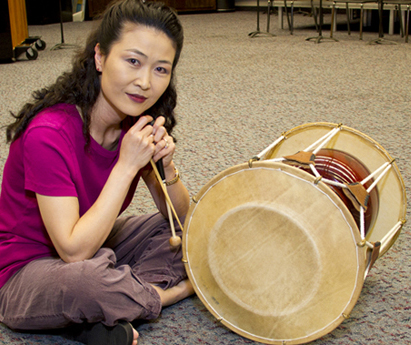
[150,158,183,247]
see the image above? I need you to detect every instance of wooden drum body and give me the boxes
[182,123,406,344]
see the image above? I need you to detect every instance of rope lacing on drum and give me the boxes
[280,125,342,176]
[356,159,395,240]
[287,125,396,243]
[258,125,402,247]
[255,135,286,160]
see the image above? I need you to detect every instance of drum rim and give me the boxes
[183,161,367,344]
[264,122,407,257]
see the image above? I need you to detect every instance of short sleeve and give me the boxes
[23,126,78,197]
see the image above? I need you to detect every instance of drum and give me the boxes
[182,123,407,345]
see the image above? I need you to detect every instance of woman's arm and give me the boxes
[37,116,156,263]
[37,162,138,263]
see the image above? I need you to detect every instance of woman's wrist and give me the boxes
[165,168,179,186]
[113,161,139,184]
[164,162,179,186]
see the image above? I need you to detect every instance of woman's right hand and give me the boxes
[118,115,155,176]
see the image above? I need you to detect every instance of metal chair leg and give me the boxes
[398,4,404,37]
[284,0,293,33]
[311,0,319,32]
[330,2,336,38]
[406,5,410,42]
[267,0,271,32]
[346,3,351,35]
[360,3,364,40]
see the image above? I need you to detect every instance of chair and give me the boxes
[329,0,408,43]
[330,0,378,40]
[383,0,411,42]
[306,0,339,42]
[367,0,406,44]
[283,0,319,35]
[249,0,276,37]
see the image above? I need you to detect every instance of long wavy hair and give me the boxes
[6,0,184,144]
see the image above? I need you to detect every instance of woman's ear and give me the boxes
[94,43,103,72]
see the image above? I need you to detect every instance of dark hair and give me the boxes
[6,0,184,143]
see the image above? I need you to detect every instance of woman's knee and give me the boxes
[59,248,118,299]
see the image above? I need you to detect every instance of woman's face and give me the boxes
[94,23,176,119]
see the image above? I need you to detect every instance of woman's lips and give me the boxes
[127,93,147,103]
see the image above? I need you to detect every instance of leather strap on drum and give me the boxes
[343,183,369,212]
[367,241,381,272]
[283,151,316,167]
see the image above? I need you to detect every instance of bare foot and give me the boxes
[151,279,194,307]
[132,327,139,345]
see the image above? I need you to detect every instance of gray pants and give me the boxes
[0,213,186,331]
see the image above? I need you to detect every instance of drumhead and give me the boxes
[263,122,407,257]
[183,161,367,344]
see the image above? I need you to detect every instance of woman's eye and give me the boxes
[156,67,169,74]
[128,58,139,66]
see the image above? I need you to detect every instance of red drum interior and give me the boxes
[300,149,379,235]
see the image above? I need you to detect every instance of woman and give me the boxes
[0,1,193,344]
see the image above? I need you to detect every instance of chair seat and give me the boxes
[332,0,378,3]
[383,0,411,3]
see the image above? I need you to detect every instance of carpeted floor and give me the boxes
[0,9,410,345]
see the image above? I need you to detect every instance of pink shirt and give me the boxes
[0,104,140,289]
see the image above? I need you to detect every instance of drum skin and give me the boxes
[183,161,367,344]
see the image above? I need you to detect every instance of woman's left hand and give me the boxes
[151,116,175,168]
[142,116,189,219]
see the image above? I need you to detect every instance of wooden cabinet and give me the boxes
[0,0,28,60]
[8,0,29,49]
[87,0,112,18]
[87,0,216,17]
[165,0,216,11]
[0,0,46,61]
